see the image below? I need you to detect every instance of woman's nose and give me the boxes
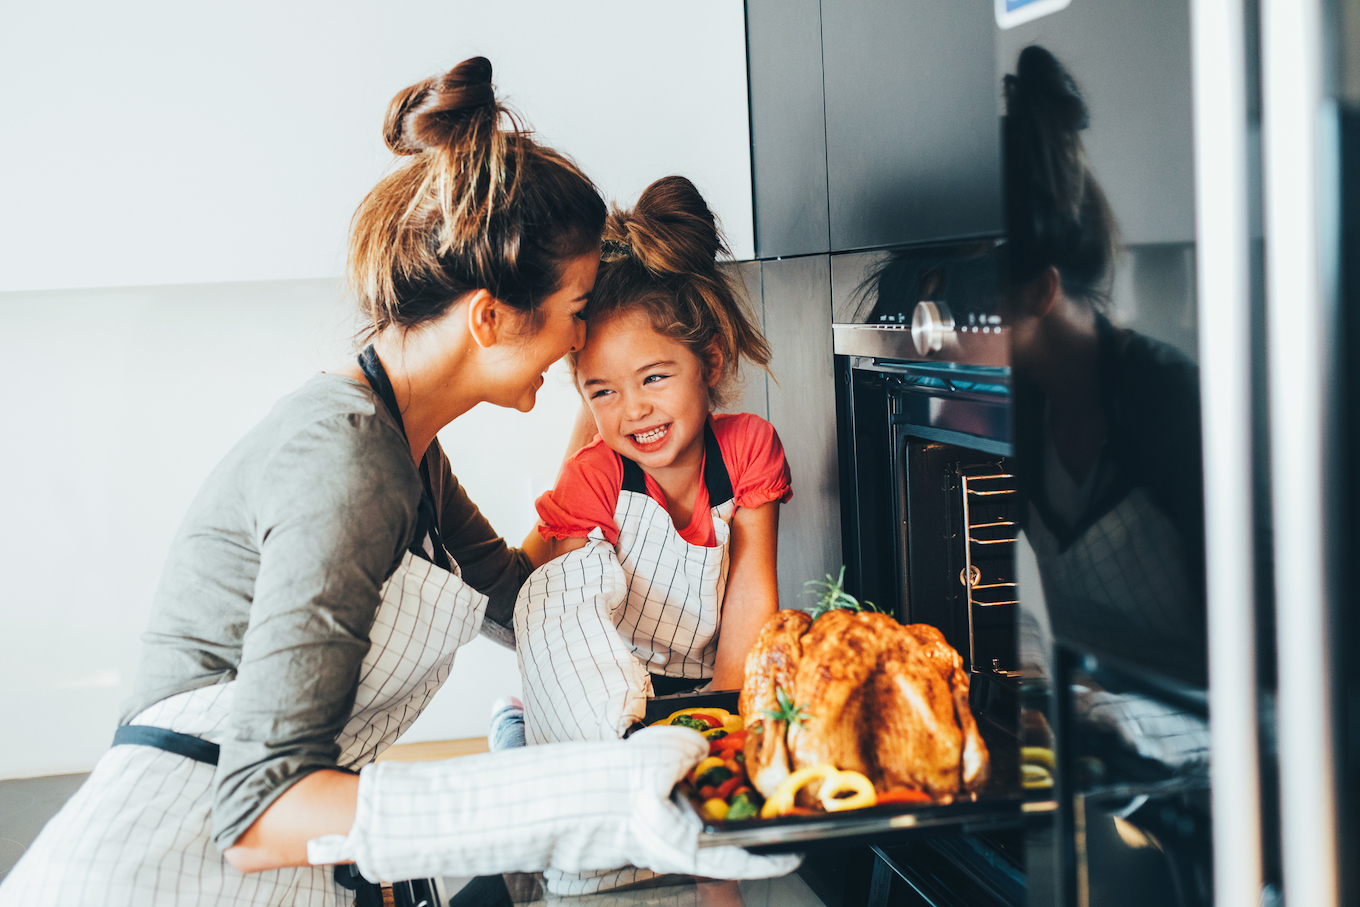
[569,319,586,354]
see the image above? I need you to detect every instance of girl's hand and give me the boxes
[711,501,780,689]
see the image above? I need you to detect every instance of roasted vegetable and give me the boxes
[726,791,760,821]
[818,770,876,812]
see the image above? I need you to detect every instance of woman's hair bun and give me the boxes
[609,175,725,278]
[383,56,499,155]
[1008,45,1089,133]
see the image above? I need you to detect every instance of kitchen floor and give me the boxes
[0,771,90,882]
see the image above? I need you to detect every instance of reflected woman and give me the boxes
[1002,46,1207,689]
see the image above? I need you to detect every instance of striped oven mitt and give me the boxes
[307,726,799,884]
[514,532,653,744]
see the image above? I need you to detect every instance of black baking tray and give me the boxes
[646,690,1050,854]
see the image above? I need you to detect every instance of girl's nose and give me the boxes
[623,391,651,421]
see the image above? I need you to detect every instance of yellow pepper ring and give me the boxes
[819,770,876,812]
[760,764,838,818]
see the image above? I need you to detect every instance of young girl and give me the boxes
[514,176,790,746]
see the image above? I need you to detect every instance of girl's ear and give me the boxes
[703,345,725,388]
[465,290,503,349]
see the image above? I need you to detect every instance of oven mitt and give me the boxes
[514,532,653,743]
[306,725,799,883]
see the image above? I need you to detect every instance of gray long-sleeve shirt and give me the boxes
[121,374,533,849]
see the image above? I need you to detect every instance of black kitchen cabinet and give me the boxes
[762,254,842,607]
[746,0,832,259]
[993,0,1196,245]
[820,0,1003,251]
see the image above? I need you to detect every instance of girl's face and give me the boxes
[575,310,716,474]
[498,252,597,413]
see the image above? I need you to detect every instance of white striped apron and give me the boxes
[516,424,735,746]
[0,551,487,907]
[612,423,734,681]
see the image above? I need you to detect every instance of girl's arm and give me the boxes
[522,402,600,568]
[711,501,781,689]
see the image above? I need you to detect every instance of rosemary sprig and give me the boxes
[805,566,881,620]
[760,687,810,730]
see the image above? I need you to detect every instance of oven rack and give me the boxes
[959,474,1020,670]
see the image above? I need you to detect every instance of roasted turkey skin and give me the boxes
[736,608,991,802]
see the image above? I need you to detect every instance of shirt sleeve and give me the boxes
[535,439,624,546]
[714,413,793,509]
[426,440,534,649]
[211,414,419,850]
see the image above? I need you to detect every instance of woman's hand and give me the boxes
[711,501,780,690]
[306,726,799,885]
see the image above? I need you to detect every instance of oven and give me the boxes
[804,242,1033,906]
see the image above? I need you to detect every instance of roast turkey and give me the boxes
[741,609,990,802]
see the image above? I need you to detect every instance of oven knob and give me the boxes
[911,301,955,356]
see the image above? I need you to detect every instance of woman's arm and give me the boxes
[711,501,781,689]
[223,770,359,872]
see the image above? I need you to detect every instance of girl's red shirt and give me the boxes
[536,413,793,548]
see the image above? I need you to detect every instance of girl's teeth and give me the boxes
[633,426,666,443]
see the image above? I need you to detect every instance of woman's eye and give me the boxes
[573,309,588,322]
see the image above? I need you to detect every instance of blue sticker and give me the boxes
[996,0,1072,30]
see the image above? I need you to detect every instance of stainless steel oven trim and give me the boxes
[1191,0,1267,903]
[833,323,1010,368]
[1261,0,1341,903]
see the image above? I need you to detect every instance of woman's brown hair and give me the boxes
[583,175,771,407]
[1003,45,1120,309]
[350,57,606,339]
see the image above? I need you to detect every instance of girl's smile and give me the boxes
[575,311,718,481]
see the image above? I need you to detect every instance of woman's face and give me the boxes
[500,251,598,413]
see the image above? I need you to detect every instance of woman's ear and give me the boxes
[1018,267,1062,320]
[465,290,503,349]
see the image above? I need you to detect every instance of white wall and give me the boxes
[0,0,752,293]
[0,1,752,779]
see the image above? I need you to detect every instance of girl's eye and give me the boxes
[590,389,614,400]
[642,374,669,385]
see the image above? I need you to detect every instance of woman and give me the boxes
[0,57,792,904]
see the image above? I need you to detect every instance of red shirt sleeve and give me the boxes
[535,437,625,545]
[712,413,793,510]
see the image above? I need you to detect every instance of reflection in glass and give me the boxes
[1002,45,1206,689]
[1003,45,1211,907]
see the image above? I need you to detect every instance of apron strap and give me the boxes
[619,422,734,506]
[357,345,452,572]
[700,422,734,506]
[112,724,220,765]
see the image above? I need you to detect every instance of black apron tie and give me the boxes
[112,725,220,765]
[358,345,452,572]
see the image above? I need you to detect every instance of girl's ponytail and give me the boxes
[350,57,605,341]
[592,176,771,407]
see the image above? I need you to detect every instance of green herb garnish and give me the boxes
[760,687,810,730]
[805,566,881,620]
